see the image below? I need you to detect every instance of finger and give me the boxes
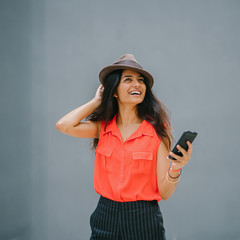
[169,151,182,161]
[187,141,193,154]
[98,85,104,93]
[166,156,182,168]
[176,144,187,156]
[168,151,190,166]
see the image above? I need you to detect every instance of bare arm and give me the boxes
[56,85,104,138]
[157,140,192,200]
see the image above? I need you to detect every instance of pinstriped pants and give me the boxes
[89,196,166,240]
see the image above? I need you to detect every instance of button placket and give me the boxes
[117,144,125,201]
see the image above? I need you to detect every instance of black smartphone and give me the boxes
[169,130,198,160]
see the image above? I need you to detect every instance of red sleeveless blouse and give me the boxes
[93,114,162,202]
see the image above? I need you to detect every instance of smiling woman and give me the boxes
[86,56,172,151]
[56,53,193,240]
[115,69,146,105]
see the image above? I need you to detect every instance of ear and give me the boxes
[113,93,118,98]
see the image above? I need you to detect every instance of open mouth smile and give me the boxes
[129,91,141,95]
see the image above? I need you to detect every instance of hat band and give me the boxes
[113,60,143,69]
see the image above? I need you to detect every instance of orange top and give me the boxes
[94,114,162,202]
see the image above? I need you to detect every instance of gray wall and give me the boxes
[0,1,32,239]
[1,0,240,240]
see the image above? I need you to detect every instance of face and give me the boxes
[115,69,146,106]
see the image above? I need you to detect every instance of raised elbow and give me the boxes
[56,120,67,133]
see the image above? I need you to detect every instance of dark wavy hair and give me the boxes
[87,69,172,151]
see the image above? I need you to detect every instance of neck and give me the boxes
[116,105,142,126]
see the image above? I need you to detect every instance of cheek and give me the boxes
[117,93,128,103]
[142,86,147,97]
[116,85,128,96]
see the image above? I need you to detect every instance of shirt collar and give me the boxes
[103,114,154,140]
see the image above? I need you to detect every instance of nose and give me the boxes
[132,79,140,87]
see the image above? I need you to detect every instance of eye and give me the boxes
[124,78,131,82]
[138,78,145,83]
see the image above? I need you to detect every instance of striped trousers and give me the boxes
[89,196,166,240]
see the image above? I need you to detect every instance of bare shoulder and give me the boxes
[158,140,169,154]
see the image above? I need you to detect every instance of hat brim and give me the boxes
[99,64,154,88]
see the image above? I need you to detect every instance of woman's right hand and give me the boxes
[56,85,104,138]
[94,84,104,102]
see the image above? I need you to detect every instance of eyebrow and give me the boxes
[122,74,144,78]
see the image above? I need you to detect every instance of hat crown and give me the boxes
[113,53,138,64]
[99,53,154,88]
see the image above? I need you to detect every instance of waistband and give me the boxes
[99,195,158,211]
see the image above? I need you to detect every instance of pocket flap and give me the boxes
[96,146,113,157]
[132,152,153,160]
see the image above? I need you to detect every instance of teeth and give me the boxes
[129,91,141,95]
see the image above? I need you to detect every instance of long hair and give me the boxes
[87,69,173,151]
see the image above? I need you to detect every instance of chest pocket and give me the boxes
[132,152,153,171]
[96,145,114,169]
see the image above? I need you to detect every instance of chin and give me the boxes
[119,96,145,105]
[131,99,144,105]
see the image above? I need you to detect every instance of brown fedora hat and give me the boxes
[99,53,154,88]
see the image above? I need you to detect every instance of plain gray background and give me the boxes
[1,0,240,239]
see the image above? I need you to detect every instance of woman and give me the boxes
[56,54,193,240]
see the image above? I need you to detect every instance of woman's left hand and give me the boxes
[168,141,193,170]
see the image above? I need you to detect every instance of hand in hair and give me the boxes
[94,84,104,102]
